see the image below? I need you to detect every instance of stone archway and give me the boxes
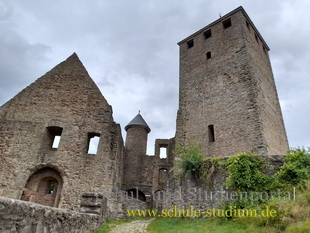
[21,167,63,207]
[127,188,147,202]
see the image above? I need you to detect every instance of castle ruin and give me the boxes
[0,6,289,232]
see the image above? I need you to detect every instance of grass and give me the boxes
[148,180,310,233]
[147,218,248,233]
[94,218,132,233]
[95,181,310,233]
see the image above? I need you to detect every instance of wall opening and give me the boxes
[87,133,100,154]
[223,18,232,29]
[208,125,215,142]
[47,126,63,149]
[206,51,212,60]
[21,167,63,207]
[187,39,194,48]
[127,189,146,202]
[158,168,168,189]
[204,29,212,39]
[159,147,167,159]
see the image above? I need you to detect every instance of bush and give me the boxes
[173,142,204,178]
[221,152,273,208]
[223,152,272,192]
[277,148,310,185]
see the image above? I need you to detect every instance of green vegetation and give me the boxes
[94,219,131,233]
[147,218,247,233]
[95,148,310,232]
[166,147,310,232]
[277,147,310,185]
[147,181,310,232]
[172,142,204,178]
[172,142,220,186]
[221,152,272,207]
[234,179,310,232]
[223,152,271,192]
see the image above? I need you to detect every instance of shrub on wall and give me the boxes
[276,147,310,186]
[223,152,272,192]
[172,142,204,178]
[221,148,310,209]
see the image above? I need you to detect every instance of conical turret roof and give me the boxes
[125,112,151,133]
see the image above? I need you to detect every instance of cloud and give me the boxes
[0,27,51,102]
[0,0,309,154]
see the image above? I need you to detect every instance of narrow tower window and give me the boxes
[160,147,167,159]
[47,126,63,149]
[204,29,212,39]
[206,51,212,60]
[187,39,194,48]
[87,133,101,154]
[208,125,215,142]
[222,18,232,29]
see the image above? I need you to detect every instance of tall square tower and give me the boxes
[175,6,289,157]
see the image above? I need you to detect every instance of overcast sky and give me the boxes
[0,0,309,155]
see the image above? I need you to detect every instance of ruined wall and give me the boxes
[159,155,284,211]
[151,138,175,193]
[175,7,289,157]
[0,54,125,213]
[0,197,101,233]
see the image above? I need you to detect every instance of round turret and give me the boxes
[123,112,151,186]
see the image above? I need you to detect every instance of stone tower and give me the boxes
[175,6,289,157]
[123,113,152,200]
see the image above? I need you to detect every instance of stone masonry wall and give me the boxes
[160,155,284,212]
[175,8,289,157]
[0,54,125,215]
[242,18,289,155]
[0,197,101,233]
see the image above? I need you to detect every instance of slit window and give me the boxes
[187,39,194,48]
[208,125,215,142]
[47,126,63,149]
[204,29,212,39]
[87,133,100,154]
[206,51,211,60]
[223,18,232,29]
[159,147,167,159]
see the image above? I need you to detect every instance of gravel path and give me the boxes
[109,218,155,233]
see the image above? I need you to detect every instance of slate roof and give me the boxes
[125,113,151,133]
